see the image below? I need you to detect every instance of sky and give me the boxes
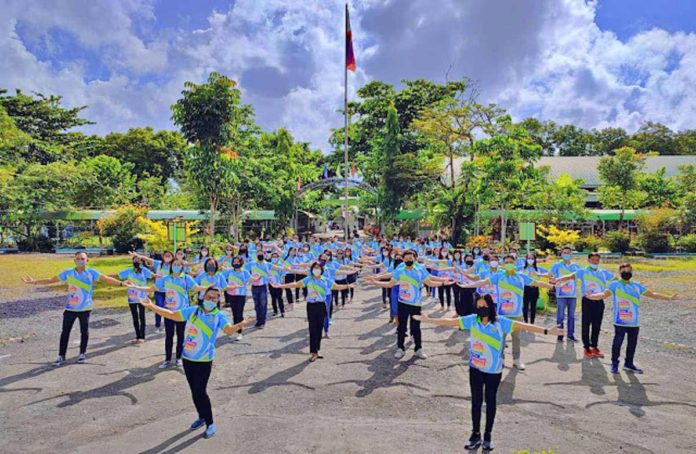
[1,0,695,153]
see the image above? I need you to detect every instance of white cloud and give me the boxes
[0,0,695,153]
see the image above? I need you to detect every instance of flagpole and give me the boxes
[343,3,350,242]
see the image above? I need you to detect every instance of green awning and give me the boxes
[481,209,643,221]
[147,210,210,221]
[241,210,276,221]
[396,208,427,220]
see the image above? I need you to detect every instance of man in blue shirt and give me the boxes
[550,246,581,342]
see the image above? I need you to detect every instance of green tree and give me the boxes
[171,72,257,239]
[592,127,628,154]
[530,172,588,223]
[378,103,402,222]
[597,146,649,228]
[75,155,137,208]
[638,167,679,208]
[629,121,676,155]
[552,124,598,156]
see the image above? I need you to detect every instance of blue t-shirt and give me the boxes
[551,261,582,297]
[178,306,231,362]
[393,264,430,306]
[118,267,153,304]
[302,275,332,303]
[162,274,197,311]
[194,272,228,300]
[58,267,101,311]
[608,280,647,327]
[152,260,172,293]
[246,261,271,286]
[576,267,615,295]
[459,315,514,374]
[223,268,251,296]
[489,272,535,317]
[217,254,235,270]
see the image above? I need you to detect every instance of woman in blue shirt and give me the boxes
[271,261,355,362]
[416,294,562,451]
[139,287,253,439]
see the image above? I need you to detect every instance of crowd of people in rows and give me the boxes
[22,234,679,448]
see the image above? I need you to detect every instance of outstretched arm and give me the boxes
[512,320,564,335]
[369,279,397,288]
[412,314,460,328]
[644,289,680,301]
[99,274,127,287]
[585,289,611,300]
[139,297,183,321]
[22,275,60,285]
[532,280,555,290]
[222,318,255,335]
[271,281,304,289]
[456,278,489,289]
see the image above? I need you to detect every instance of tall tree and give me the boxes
[629,121,676,155]
[597,146,649,228]
[171,72,256,239]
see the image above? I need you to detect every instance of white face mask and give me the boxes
[490,261,499,268]
[312,268,322,277]
[526,259,534,265]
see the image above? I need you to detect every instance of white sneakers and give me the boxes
[235,333,244,341]
[175,359,183,368]
[394,348,427,360]
[513,359,526,370]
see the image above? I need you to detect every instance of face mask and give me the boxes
[133,261,141,269]
[240,249,247,254]
[510,253,517,258]
[473,249,480,254]
[454,254,461,259]
[226,249,233,255]
[272,258,279,263]
[233,263,242,269]
[562,253,572,261]
[312,268,322,277]
[404,260,414,267]
[621,271,632,281]
[490,261,499,268]
[202,300,217,311]
[465,260,474,266]
[75,259,86,267]
[205,264,216,273]
[257,255,264,261]
[503,263,515,272]
[319,259,326,266]
[394,259,403,267]
[526,259,534,266]
[475,306,489,318]
[201,250,209,257]
[172,266,182,274]
[482,255,490,262]
[589,263,598,270]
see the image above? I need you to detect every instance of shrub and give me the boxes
[97,206,147,253]
[537,225,580,251]
[635,231,673,253]
[466,235,493,250]
[603,231,631,254]
[575,234,603,252]
[677,234,696,252]
[17,234,55,252]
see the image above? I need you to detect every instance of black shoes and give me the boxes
[465,432,481,450]
[483,433,494,451]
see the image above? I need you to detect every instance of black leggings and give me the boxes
[165,319,186,361]
[183,359,214,426]
[59,310,90,357]
[381,288,389,305]
[307,302,327,354]
[284,274,295,305]
[332,278,348,306]
[455,287,475,316]
[469,367,502,435]
[347,273,357,300]
[225,294,246,334]
[438,284,452,308]
[523,286,539,324]
[270,285,285,314]
[128,303,146,339]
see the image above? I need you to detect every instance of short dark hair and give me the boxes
[588,252,601,260]
[562,245,572,252]
[203,287,220,297]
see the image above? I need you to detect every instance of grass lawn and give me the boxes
[0,254,133,308]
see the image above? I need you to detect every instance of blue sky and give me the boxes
[1,0,695,153]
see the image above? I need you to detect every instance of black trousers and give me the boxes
[347,273,357,300]
[523,286,539,324]
[183,359,214,426]
[469,367,502,435]
[455,287,475,316]
[307,302,327,354]
[397,302,422,351]
[284,274,295,305]
[225,294,246,334]
[332,278,348,306]
[164,319,186,361]
[128,303,146,339]
[438,284,452,308]
[270,285,285,314]
[381,288,389,305]
[581,297,604,350]
[612,325,639,365]
[59,310,90,357]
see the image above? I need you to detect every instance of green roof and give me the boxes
[482,209,643,221]
[39,209,275,222]
[241,210,276,221]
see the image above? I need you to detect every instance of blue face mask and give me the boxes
[589,263,598,270]
[202,300,217,311]
[172,265,183,274]
[562,254,572,261]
